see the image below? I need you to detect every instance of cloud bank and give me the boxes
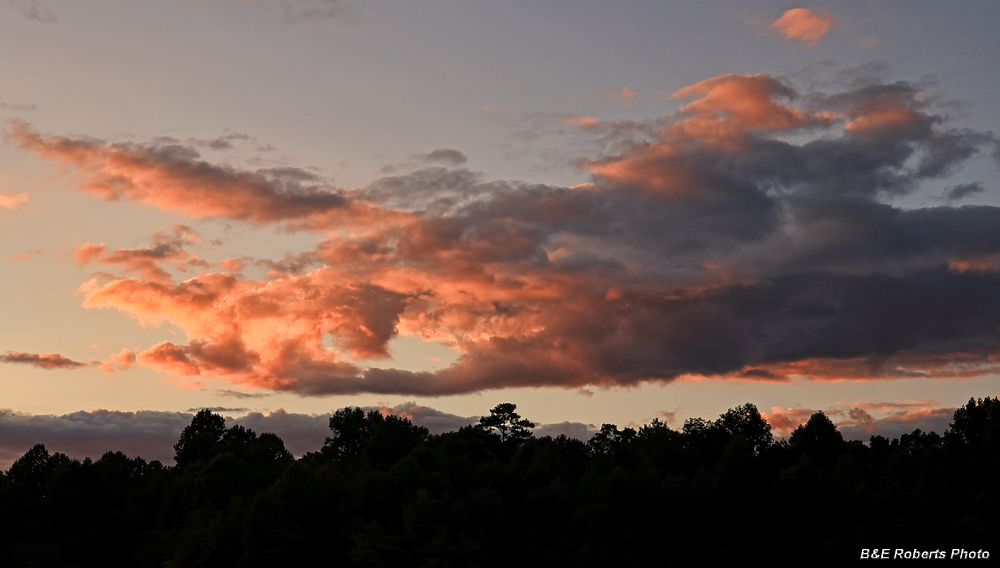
[9,69,1000,396]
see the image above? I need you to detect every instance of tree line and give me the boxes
[0,398,997,567]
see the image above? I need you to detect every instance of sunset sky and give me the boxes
[1,0,998,465]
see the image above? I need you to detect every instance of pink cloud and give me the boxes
[5,120,351,224]
[769,8,835,46]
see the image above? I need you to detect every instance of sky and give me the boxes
[1,0,998,466]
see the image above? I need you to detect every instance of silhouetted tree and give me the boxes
[478,403,535,443]
[174,409,228,468]
[323,407,428,467]
[588,424,637,456]
[946,396,999,448]
[716,403,773,453]
[789,411,844,468]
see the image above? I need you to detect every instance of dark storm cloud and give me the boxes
[944,182,986,201]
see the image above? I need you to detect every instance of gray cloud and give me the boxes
[0,101,37,111]
[9,0,55,22]
[1,351,86,370]
[216,389,270,399]
[280,0,353,22]
[535,421,598,440]
[944,182,986,201]
[421,148,468,165]
[0,409,190,469]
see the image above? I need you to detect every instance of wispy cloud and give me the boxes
[0,101,37,111]
[8,0,56,23]
[1,351,86,370]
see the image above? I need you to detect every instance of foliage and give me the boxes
[1,401,997,565]
[477,402,535,444]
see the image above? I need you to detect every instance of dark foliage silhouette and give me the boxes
[0,399,996,566]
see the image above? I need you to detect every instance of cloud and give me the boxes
[421,148,468,165]
[0,193,28,209]
[17,71,1000,396]
[5,120,353,224]
[216,389,270,399]
[236,0,354,22]
[0,101,37,111]
[76,225,206,285]
[3,248,44,261]
[764,399,957,439]
[838,407,954,440]
[857,36,880,50]
[769,8,834,46]
[0,409,190,469]
[95,348,136,375]
[562,116,600,128]
[280,0,352,22]
[534,421,598,440]
[944,182,985,201]
[619,87,639,108]
[372,401,477,434]
[8,0,56,23]
[1,351,86,370]
[0,402,603,470]
[598,88,641,108]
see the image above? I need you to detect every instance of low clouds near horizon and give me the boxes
[6,68,1000,397]
[0,398,965,470]
[0,403,591,469]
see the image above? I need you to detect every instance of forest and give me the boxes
[0,398,996,567]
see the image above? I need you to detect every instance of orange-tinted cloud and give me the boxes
[714,351,1000,383]
[762,407,817,435]
[588,73,841,189]
[95,348,137,375]
[4,249,44,261]
[668,73,835,146]
[1,351,86,370]
[0,193,29,208]
[5,120,349,223]
[76,225,205,284]
[764,398,958,438]
[769,8,835,46]
[13,70,1000,396]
